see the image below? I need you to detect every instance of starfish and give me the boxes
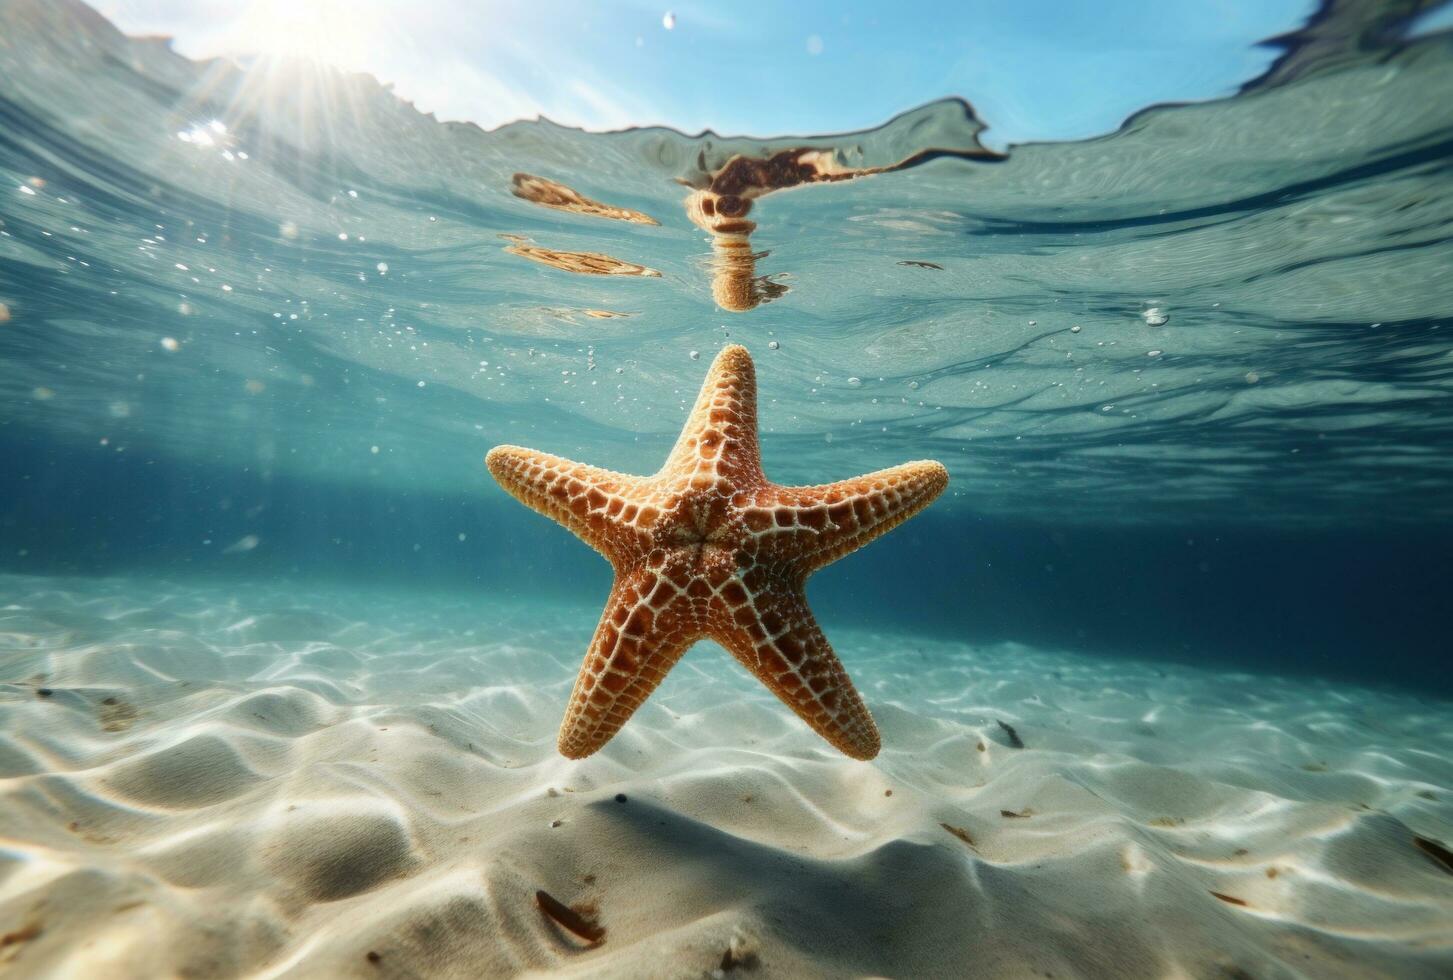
[485,346,948,760]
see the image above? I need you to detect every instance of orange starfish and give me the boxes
[485,346,948,760]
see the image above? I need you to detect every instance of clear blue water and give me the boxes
[3,2,1453,976]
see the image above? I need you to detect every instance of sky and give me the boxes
[93,0,1318,148]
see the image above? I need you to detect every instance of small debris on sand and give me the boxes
[98,696,137,732]
[941,822,977,849]
[1210,891,1249,907]
[1,921,42,948]
[536,889,605,944]
[365,950,381,964]
[1000,809,1032,819]
[717,928,759,973]
[1413,835,1453,875]
[996,720,1024,749]
[898,260,944,270]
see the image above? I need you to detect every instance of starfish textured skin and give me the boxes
[485,345,948,760]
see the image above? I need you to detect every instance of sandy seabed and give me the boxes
[0,572,1450,979]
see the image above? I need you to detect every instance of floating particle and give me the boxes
[662,10,675,29]
[178,301,193,315]
[1070,324,1081,333]
[32,386,54,401]
[847,377,862,387]
[370,445,380,454]
[279,221,299,239]
[0,302,10,323]
[806,34,824,56]
[458,532,467,542]
[222,534,259,554]
[1245,371,1260,384]
[428,215,437,222]
[1142,307,1168,326]
[376,262,389,274]
[108,401,131,418]
[244,379,265,394]
[689,350,700,360]
[767,340,780,350]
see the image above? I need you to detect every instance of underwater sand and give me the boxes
[2,574,1451,977]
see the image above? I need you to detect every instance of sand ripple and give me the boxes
[0,573,1450,977]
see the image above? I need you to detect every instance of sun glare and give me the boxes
[225,0,381,69]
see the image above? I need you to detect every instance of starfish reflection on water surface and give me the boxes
[486,346,948,760]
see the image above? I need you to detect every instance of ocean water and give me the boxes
[2,1,1453,977]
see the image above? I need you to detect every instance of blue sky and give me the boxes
[94,0,1316,147]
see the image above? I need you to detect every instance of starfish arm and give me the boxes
[485,445,647,555]
[558,570,695,758]
[712,586,880,760]
[750,460,949,573]
[661,344,764,485]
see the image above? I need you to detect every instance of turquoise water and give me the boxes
[2,3,1453,976]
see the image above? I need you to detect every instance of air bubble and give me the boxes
[1070,324,1081,333]
[1142,307,1168,326]
[689,350,700,360]
[847,377,862,387]
[768,340,780,350]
